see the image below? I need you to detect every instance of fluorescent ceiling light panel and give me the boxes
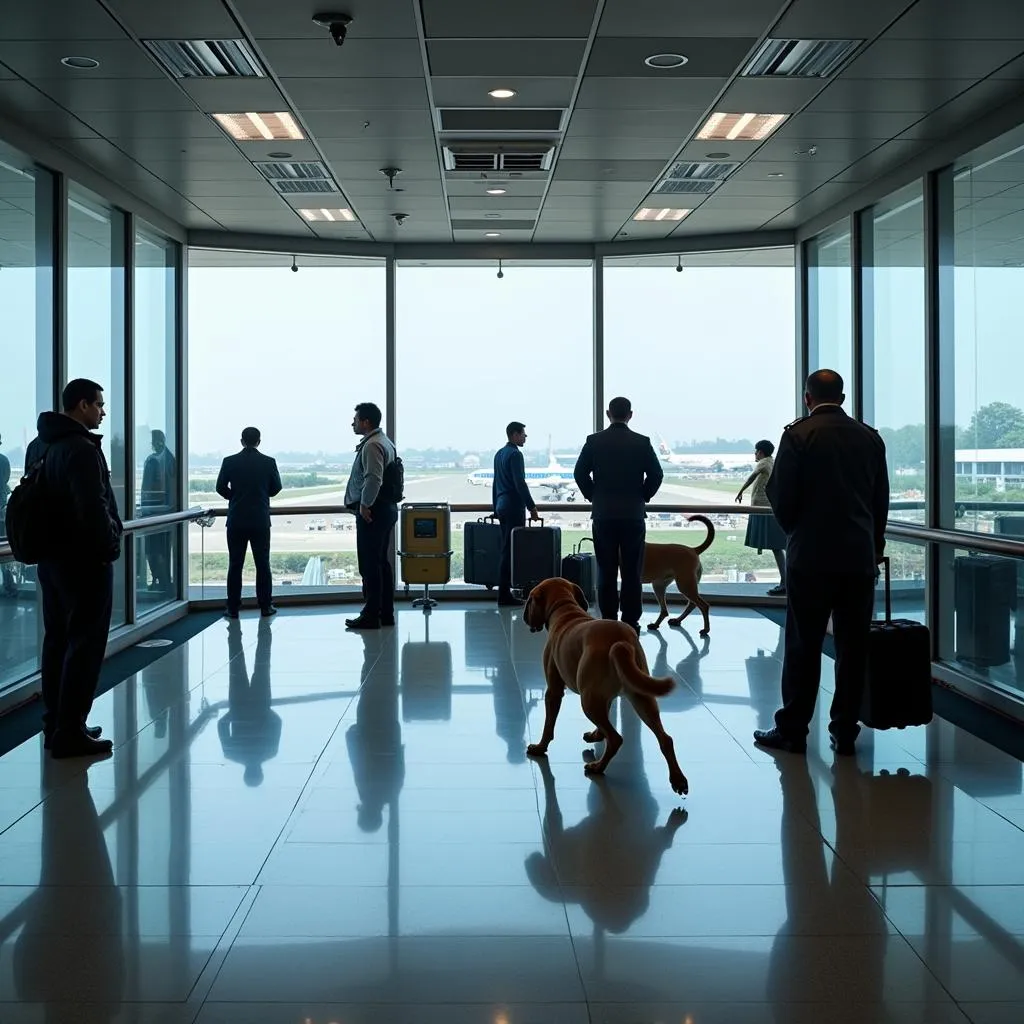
[742,38,862,78]
[298,208,356,222]
[696,112,788,141]
[213,112,304,141]
[634,208,690,222]
[145,39,265,78]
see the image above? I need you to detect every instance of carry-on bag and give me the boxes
[561,537,596,603]
[463,515,503,589]
[860,557,933,730]
[511,518,562,596]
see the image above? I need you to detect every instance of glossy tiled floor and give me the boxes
[1,605,1024,1023]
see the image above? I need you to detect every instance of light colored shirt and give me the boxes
[751,456,774,506]
[344,428,396,508]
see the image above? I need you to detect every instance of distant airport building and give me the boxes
[954,449,1024,492]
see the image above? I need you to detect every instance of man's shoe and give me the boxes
[43,725,103,751]
[50,730,114,760]
[346,616,380,630]
[766,585,787,597]
[225,610,239,620]
[830,734,857,756]
[261,605,277,617]
[497,595,524,607]
[753,728,807,755]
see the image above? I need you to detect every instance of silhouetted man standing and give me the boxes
[27,378,121,758]
[345,402,398,630]
[0,432,14,597]
[216,427,282,619]
[492,420,540,606]
[140,428,175,591]
[573,397,664,634]
[755,369,889,756]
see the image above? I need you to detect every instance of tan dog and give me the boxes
[643,514,715,635]
[523,577,689,795]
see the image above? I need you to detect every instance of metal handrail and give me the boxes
[885,522,1024,558]
[200,502,778,518]
[0,506,212,561]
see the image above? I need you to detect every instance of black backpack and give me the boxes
[4,456,51,565]
[380,454,405,504]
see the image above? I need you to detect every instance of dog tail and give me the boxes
[687,514,716,556]
[610,641,675,698]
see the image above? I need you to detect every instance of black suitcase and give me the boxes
[561,538,596,603]
[463,516,503,589]
[511,519,562,595]
[955,554,1016,666]
[860,558,933,730]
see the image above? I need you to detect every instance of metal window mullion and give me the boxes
[593,256,604,433]
[851,209,867,421]
[385,256,396,444]
[176,241,188,602]
[795,239,810,417]
[858,208,876,425]
[123,211,137,625]
[54,173,68,409]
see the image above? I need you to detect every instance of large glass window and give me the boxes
[395,261,593,581]
[604,249,796,592]
[862,183,925,526]
[807,219,853,389]
[134,224,179,611]
[952,126,1024,538]
[187,251,385,599]
[0,145,53,694]
[67,183,127,627]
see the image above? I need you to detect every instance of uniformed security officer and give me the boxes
[754,369,889,756]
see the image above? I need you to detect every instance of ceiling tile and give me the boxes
[575,77,725,110]
[445,179,547,198]
[808,77,980,113]
[773,110,922,140]
[449,195,541,213]
[259,39,425,79]
[318,139,439,163]
[282,77,429,110]
[717,77,826,114]
[426,40,586,78]
[558,137,683,161]
[775,0,916,38]
[843,39,1024,81]
[554,158,670,182]
[886,0,1024,40]
[184,179,279,197]
[234,0,419,39]
[754,136,892,165]
[328,159,439,181]
[3,0,128,40]
[0,40,163,79]
[302,109,436,140]
[0,103,100,139]
[105,0,241,38]
[828,138,932,181]
[83,110,225,139]
[179,78,288,114]
[586,37,756,78]
[565,108,702,137]
[27,78,196,112]
[422,0,598,38]
[598,0,787,38]
[429,77,577,108]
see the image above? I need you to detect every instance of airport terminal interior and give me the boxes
[7,0,1024,1020]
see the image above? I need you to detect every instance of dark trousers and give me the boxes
[593,518,646,625]
[37,560,114,734]
[775,568,876,741]
[356,503,398,622]
[226,525,272,613]
[145,531,171,588]
[497,509,526,598]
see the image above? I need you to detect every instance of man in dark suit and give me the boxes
[755,369,889,756]
[573,397,664,633]
[216,426,283,620]
[492,420,540,607]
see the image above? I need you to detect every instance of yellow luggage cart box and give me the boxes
[399,503,452,586]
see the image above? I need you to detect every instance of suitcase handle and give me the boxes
[880,556,891,624]
[575,537,594,554]
[479,515,498,523]
[527,517,544,527]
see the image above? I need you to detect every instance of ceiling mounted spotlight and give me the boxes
[795,145,818,157]
[312,12,353,46]
[676,256,683,273]
[497,258,504,280]
[61,56,100,69]
[644,53,688,69]
[380,166,404,191]
[486,187,507,195]
[291,255,298,273]
[393,213,409,226]
[488,88,516,99]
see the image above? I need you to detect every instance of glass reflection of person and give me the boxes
[141,429,175,591]
[736,439,788,597]
[650,628,708,713]
[491,661,529,763]
[745,624,786,732]
[0,431,15,597]
[218,617,281,786]
[14,766,124,1021]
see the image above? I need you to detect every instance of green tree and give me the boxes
[879,424,925,470]
[960,401,1024,449]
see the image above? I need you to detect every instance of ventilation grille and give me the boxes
[742,38,862,78]
[442,143,555,173]
[254,161,338,194]
[665,161,740,181]
[652,179,719,195]
[438,108,564,133]
[143,39,265,78]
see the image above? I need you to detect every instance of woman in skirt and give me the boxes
[735,439,788,597]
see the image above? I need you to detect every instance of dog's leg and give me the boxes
[647,579,670,630]
[625,691,689,796]
[581,692,622,778]
[583,726,604,743]
[692,594,711,637]
[527,654,566,758]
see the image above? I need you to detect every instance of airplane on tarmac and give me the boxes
[656,436,755,472]
[467,438,580,501]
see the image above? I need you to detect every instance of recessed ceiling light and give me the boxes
[213,112,305,141]
[696,112,788,142]
[298,208,356,222]
[484,213,502,219]
[706,151,731,159]
[768,172,785,178]
[488,88,517,99]
[485,231,502,237]
[267,151,293,159]
[634,208,691,222]
[485,187,507,195]
[61,56,100,69]
[644,53,688,69]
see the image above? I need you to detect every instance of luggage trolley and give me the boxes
[398,503,452,610]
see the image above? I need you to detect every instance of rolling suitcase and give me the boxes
[860,558,933,730]
[463,515,503,589]
[954,554,1016,666]
[561,537,596,603]
[511,518,562,596]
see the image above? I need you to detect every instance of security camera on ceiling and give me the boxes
[312,12,353,46]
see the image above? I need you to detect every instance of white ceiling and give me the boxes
[0,0,1023,247]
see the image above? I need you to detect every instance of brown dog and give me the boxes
[523,577,689,795]
[643,514,715,635]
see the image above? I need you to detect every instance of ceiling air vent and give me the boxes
[665,161,740,181]
[438,109,564,133]
[652,179,719,195]
[254,161,338,194]
[143,39,265,78]
[742,38,862,78]
[442,143,555,173]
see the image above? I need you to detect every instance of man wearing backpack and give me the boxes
[25,379,122,758]
[344,402,399,630]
